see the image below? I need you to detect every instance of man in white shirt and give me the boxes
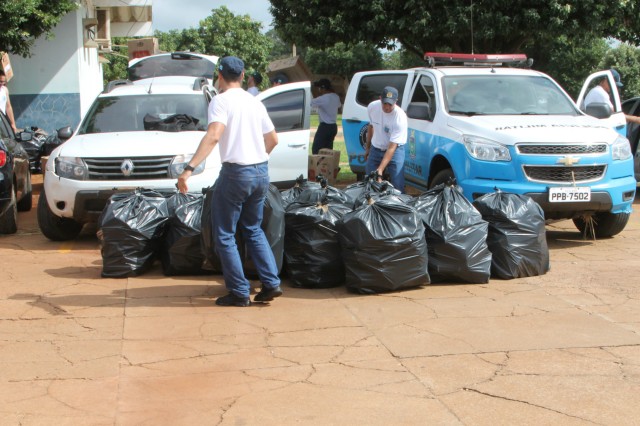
[364,86,408,192]
[584,68,640,125]
[177,56,283,307]
[0,70,18,133]
[311,78,342,154]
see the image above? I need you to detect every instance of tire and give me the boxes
[37,190,83,241]
[572,212,630,239]
[429,168,455,189]
[0,190,18,234]
[16,171,33,212]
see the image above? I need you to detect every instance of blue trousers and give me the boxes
[211,162,280,298]
[365,145,406,192]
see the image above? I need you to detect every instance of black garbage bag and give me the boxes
[280,174,322,209]
[143,113,199,132]
[20,126,48,172]
[239,184,286,278]
[285,191,353,288]
[161,192,208,276]
[201,184,285,277]
[336,196,430,293]
[344,175,412,209]
[98,189,170,278]
[410,184,492,284]
[473,190,550,279]
[42,132,63,156]
[294,178,351,206]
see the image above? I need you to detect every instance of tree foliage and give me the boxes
[269,0,640,59]
[0,0,78,57]
[305,43,383,78]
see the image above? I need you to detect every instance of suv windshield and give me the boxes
[128,54,216,81]
[78,94,209,134]
[444,75,579,116]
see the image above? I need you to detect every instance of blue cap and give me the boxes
[611,68,623,88]
[381,86,399,104]
[218,56,244,79]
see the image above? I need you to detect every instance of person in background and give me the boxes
[246,71,262,96]
[177,56,283,307]
[311,78,342,154]
[584,68,640,125]
[364,86,408,192]
[0,70,18,133]
[271,73,288,87]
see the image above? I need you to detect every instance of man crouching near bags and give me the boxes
[177,56,283,307]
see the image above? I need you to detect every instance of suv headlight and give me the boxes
[612,135,632,161]
[463,135,511,162]
[55,157,88,180]
[169,154,205,178]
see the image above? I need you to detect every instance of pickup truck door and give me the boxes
[257,81,311,184]
[576,70,627,136]
[342,71,414,177]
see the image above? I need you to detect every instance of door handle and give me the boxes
[288,143,307,148]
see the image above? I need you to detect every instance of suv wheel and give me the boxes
[0,190,18,234]
[573,212,630,238]
[37,190,83,241]
[16,172,33,212]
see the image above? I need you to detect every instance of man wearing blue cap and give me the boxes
[177,56,283,307]
[364,86,408,192]
[584,68,640,125]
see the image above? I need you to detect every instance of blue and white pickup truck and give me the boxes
[342,53,636,237]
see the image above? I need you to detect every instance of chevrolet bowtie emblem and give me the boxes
[557,156,580,166]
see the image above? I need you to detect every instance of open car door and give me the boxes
[576,70,627,137]
[257,81,311,185]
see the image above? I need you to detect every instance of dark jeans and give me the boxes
[365,145,406,192]
[211,162,280,298]
[311,122,338,154]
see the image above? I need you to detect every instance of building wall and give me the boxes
[8,9,104,134]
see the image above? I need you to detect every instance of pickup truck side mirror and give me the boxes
[57,126,73,140]
[584,102,612,119]
[407,102,432,121]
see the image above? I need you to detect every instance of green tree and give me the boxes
[269,0,640,59]
[265,29,293,60]
[154,28,206,54]
[0,0,78,56]
[598,43,640,100]
[305,42,382,78]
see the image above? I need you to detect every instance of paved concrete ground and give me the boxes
[1,177,639,425]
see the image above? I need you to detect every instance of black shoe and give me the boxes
[215,293,251,307]
[254,285,283,303]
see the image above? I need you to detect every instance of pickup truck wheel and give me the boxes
[16,172,33,212]
[0,190,18,234]
[572,212,630,238]
[429,168,455,189]
[37,190,83,241]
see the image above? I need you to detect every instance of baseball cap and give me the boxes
[381,86,399,105]
[217,56,244,79]
[251,71,263,85]
[611,68,623,88]
[271,73,288,84]
[314,78,332,90]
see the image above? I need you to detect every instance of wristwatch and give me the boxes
[184,164,195,172]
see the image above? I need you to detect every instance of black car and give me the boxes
[0,111,33,234]
[621,97,640,182]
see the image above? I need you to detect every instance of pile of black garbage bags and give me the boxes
[98,174,550,294]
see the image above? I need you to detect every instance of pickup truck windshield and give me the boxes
[444,75,579,116]
[78,94,209,134]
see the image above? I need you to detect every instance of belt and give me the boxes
[371,146,387,152]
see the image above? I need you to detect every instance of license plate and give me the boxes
[549,187,591,202]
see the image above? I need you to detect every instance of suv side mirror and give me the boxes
[584,102,612,119]
[57,126,73,140]
[16,131,33,142]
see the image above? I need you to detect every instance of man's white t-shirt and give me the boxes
[584,85,612,109]
[208,88,275,165]
[0,86,8,115]
[311,92,341,124]
[367,100,408,150]
[247,86,259,96]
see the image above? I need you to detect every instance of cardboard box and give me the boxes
[1,52,13,81]
[308,151,340,185]
[267,55,313,84]
[127,38,159,60]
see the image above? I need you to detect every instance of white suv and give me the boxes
[38,76,311,240]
